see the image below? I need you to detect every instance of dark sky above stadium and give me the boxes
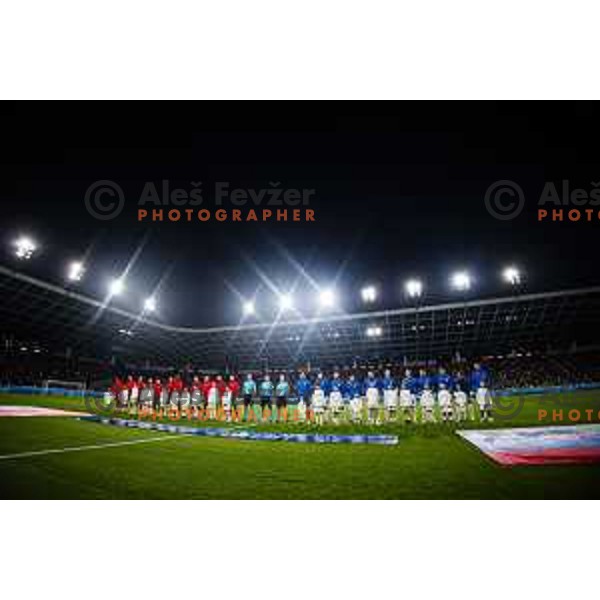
[1,102,599,327]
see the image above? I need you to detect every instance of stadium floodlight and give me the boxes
[361,285,377,303]
[67,261,85,282]
[319,288,336,309]
[109,277,125,296]
[405,279,423,298]
[451,271,471,292]
[242,300,255,316]
[14,236,37,260]
[366,325,383,337]
[279,293,294,311]
[503,266,522,285]
[144,296,156,312]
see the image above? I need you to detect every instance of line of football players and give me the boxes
[106,363,493,424]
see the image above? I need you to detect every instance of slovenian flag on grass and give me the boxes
[457,425,600,465]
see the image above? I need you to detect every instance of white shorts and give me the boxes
[399,390,414,408]
[366,388,380,409]
[384,389,398,409]
[329,391,343,411]
[222,392,232,409]
[476,392,491,409]
[207,390,219,407]
[438,392,452,410]
[349,397,362,413]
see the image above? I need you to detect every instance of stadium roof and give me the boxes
[2,263,600,370]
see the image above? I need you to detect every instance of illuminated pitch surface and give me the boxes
[0,392,600,499]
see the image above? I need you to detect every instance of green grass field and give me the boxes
[1,391,600,498]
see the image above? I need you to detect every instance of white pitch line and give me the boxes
[0,434,185,461]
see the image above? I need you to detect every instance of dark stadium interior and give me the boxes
[2,102,600,387]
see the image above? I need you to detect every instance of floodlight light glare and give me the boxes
[361,285,377,303]
[366,325,383,337]
[451,271,471,291]
[144,296,156,312]
[14,236,37,260]
[243,300,255,316]
[67,261,85,282]
[279,294,293,311]
[109,278,125,296]
[319,288,336,308]
[405,279,423,298]
[503,266,521,285]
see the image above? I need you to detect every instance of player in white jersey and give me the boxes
[437,384,453,422]
[420,386,436,423]
[475,382,494,422]
[312,384,326,426]
[453,386,468,422]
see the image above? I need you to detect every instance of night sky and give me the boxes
[1,102,599,328]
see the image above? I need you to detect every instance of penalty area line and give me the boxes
[0,435,186,461]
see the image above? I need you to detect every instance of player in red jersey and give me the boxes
[126,375,138,414]
[226,375,240,420]
[190,375,202,416]
[153,378,163,415]
[201,375,212,414]
[172,375,184,411]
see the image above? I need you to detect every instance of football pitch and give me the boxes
[1,391,600,499]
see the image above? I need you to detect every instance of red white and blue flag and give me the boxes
[458,424,600,465]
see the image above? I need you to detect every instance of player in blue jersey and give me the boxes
[295,371,312,404]
[295,371,312,420]
[328,371,345,423]
[345,373,363,422]
[469,362,490,420]
[416,368,433,394]
[400,368,417,423]
[363,371,381,424]
[316,371,330,398]
[381,368,398,422]
[469,362,490,392]
[436,367,454,391]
